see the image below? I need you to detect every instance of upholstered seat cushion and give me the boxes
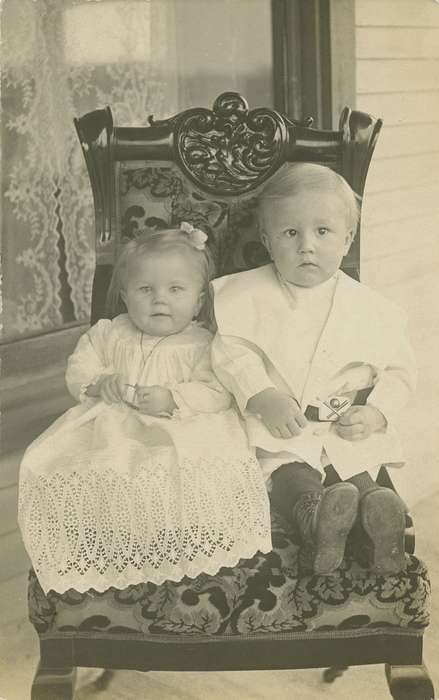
[29,511,430,638]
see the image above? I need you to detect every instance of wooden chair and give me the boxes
[28,93,434,699]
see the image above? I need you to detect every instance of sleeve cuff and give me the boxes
[167,386,193,419]
[78,369,115,403]
[366,385,406,429]
[237,378,277,415]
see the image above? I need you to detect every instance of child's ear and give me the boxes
[343,230,354,254]
[198,284,217,331]
[260,232,272,256]
[194,290,205,318]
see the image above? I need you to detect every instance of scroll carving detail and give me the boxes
[173,93,290,195]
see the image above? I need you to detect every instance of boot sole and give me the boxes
[314,483,359,575]
[361,489,406,575]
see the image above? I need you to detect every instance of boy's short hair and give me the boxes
[258,162,361,233]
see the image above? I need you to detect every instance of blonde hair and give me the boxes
[106,229,215,320]
[258,162,360,233]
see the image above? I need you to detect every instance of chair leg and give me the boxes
[93,669,115,691]
[322,666,349,683]
[385,663,435,700]
[31,663,77,700]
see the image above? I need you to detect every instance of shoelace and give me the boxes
[292,492,323,543]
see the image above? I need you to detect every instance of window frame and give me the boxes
[271,0,356,128]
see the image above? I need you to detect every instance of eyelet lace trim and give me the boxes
[19,455,272,594]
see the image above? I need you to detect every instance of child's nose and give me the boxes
[298,230,315,252]
[152,290,167,304]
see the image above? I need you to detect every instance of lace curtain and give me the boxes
[1,0,180,341]
[1,0,273,341]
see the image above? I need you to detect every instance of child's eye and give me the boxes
[170,285,183,293]
[317,227,329,236]
[139,286,151,293]
[283,229,297,238]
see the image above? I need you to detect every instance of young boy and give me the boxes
[211,163,416,576]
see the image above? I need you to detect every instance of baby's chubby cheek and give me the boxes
[270,249,302,282]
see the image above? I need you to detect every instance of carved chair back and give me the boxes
[74,92,382,324]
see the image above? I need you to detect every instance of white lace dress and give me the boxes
[18,316,271,594]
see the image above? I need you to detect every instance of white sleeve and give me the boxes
[366,314,417,425]
[168,343,232,416]
[65,320,115,402]
[211,333,277,414]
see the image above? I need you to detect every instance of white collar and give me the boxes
[276,270,339,310]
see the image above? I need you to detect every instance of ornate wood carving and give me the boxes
[147,92,313,196]
[173,92,288,195]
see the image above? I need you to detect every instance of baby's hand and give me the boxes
[335,405,386,441]
[247,388,307,439]
[86,374,126,404]
[135,385,177,417]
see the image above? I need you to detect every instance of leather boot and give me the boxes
[293,482,359,575]
[360,487,407,575]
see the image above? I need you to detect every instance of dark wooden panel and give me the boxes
[271,0,302,116]
[272,0,345,128]
[39,632,423,673]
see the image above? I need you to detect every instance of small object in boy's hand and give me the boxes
[335,404,387,441]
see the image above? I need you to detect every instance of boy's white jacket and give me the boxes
[211,264,416,480]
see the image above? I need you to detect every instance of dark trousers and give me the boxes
[270,462,376,524]
[270,462,323,522]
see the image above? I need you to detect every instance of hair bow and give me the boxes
[180,221,208,250]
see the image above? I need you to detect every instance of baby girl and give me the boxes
[19,225,271,594]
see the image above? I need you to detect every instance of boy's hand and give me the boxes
[335,405,387,441]
[86,373,126,404]
[247,388,307,439]
[322,363,377,397]
[135,385,177,417]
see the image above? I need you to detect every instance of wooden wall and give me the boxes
[356,0,439,503]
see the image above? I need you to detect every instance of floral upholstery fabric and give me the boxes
[119,162,270,276]
[29,510,430,638]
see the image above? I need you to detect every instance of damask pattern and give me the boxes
[28,510,430,636]
[119,164,270,277]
